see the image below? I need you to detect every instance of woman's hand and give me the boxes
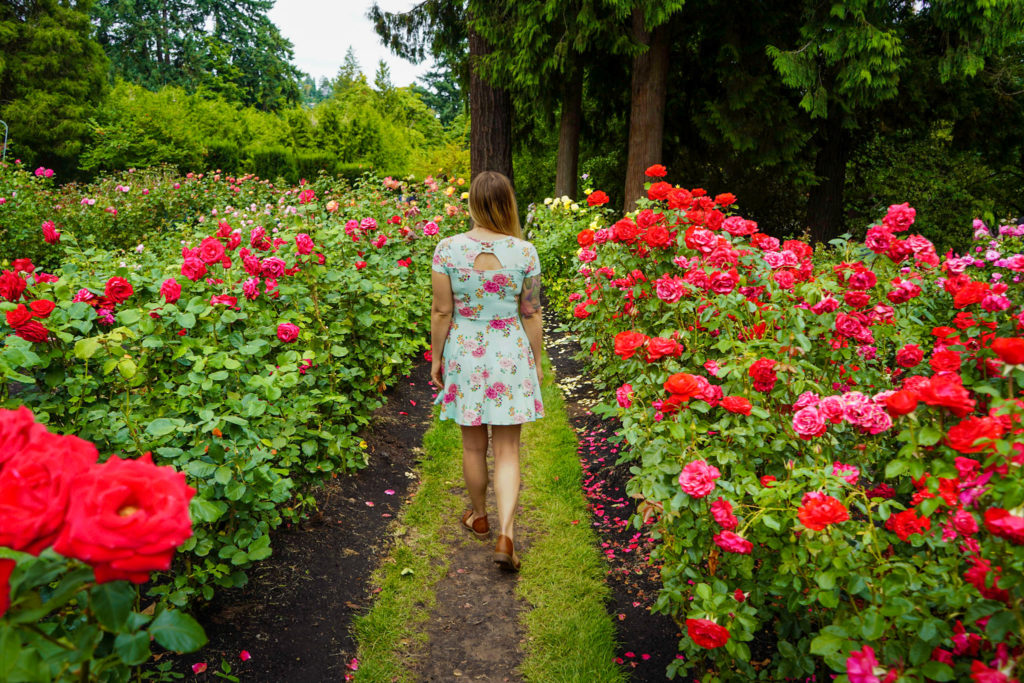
[431,358,444,389]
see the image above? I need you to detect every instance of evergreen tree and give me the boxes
[411,63,463,127]
[334,47,364,93]
[0,0,109,174]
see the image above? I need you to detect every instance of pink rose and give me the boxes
[654,274,687,303]
[882,202,916,232]
[295,233,315,255]
[616,383,633,408]
[277,322,300,343]
[242,277,260,300]
[678,460,721,498]
[160,278,181,303]
[710,498,737,530]
[713,531,753,554]
[181,256,207,282]
[198,237,226,264]
[792,406,827,439]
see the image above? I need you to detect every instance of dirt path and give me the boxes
[416,476,527,682]
[172,361,436,682]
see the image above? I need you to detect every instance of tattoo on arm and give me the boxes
[520,275,542,318]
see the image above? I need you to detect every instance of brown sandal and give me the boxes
[493,534,521,572]
[461,509,490,540]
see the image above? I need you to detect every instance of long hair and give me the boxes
[468,171,522,239]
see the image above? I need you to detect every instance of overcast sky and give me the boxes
[268,0,436,87]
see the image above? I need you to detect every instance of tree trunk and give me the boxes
[623,9,671,209]
[554,62,583,200]
[468,25,513,184]
[806,109,851,245]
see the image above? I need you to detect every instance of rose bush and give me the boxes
[1,168,468,611]
[535,167,1024,681]
[0,407,205,681]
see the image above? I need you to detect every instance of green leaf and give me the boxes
[860,609,886,641]
[920,661,954,681]
[148,609,208,652]
[762,514,781,531]
[884,459,907,479]
[117,358,138,379]
[986,610,1016,642]
[809,631,843,656]
[176,312,197,329]
[146,418,181,437]
[114,631,151,666]
[74,338,101,360]
[918,426,942,446]
[117,309,141,325]
[215,466,232,485]
[90,580,136,631]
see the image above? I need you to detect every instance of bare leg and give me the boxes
[491,424,522,541]
[460,425,489,523]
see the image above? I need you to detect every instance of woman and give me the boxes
[430,171,544,572]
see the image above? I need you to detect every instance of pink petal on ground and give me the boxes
[641,654,651,661]
[385,489,395,495]
[239,651,251,661]
[348,658,360,671]
[410,400,417,406]
[365,501,375,507]
[192,663,208,674]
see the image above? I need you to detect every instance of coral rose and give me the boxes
[884,390,919,416]
[686,618,730,649]
[53,453,195,583]
[710,498,738,530]
[664,373,700,400]
[646,336,683,362]
[721,396,752,415]
[678,460,720,497]
[586,190,609,206]
[645,164,667,177]
[918,375,976,417]
[798,493,849,531]
[945,416,1003,453]
[613,331,648,360]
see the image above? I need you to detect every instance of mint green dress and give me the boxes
[431,234,545,426]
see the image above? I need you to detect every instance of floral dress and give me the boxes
[431,233,545,426]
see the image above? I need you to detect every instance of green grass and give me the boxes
[350,416,464,682]
[352,353,625,681]
[517,356,627,682]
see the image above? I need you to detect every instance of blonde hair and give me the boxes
[468,171,522,239]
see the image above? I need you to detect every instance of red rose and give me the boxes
[29,300,55,318]
[918,375,976,417]
[104,276,134,304]
[12,258,34,273]
[0,427,97,555]
[991,337,1024,365]
[0,558,14,617]
[760,475,776,487]
[895,344,924,369]
[714,192,736,207]
[577,229,595,247]
[930,349,961,374]
[798,493,849,531]
[748,358,777,392]
[15,320,49,343]
[945,417,1004,453]
[885,508,931,541]
[647,181,672,201]
[198,237,226,264]
[686,618,730,649]
[0,270,27,302]
[984,508,1024,545]
[644,225,673,249]
[586,190,609,206]
[667,188,693,210]
[646,336,683,362]
[613,331,648,360]
[663,373,701,400]
[885,390,919,416]
[953,281,989,308]
[0,406,49,471]
[53,453,195,583]
[612,218,638,244]
[721,396,752,415]
[5,304,33,328]
[42,220,61,244]
[843,290,872,309]
[645,164,667,178]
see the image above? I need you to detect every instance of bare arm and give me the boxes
[430,270,454,389]
[520,274,544,384]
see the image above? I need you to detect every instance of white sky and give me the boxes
[268,0,437,87]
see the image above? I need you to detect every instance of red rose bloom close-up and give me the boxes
[885,508,932,541]
[713,530,753,554]
[277,322,300,343]
[104,276,134,304]
[798,493,850,531]
[613,331,649,360]
[748,358,777,392]
[645,164,667,178]
[198,236,227,264]
[646,336,683,362]
[577,229,595,247]
[647,181,672,201]
[0,270,27,302]
[686,618,730,649]
[664,373,701,401]
[0,426,98,555]
[586,190,609,206]
[945,416,1004,453]
[721,396,752,415]
[895,344,924,368]
[918,375,976,417]
[6,304,34,329]
[29,300,55,318]
[885,390,919,416]
[991,337,1024,365]
[53,453,195,583]
[15,320,49,343]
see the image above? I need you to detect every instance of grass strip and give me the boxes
[517,355,628,683]
[350,415,464,682]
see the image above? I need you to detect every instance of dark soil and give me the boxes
[171,359,436,682]
[544,320,683,682]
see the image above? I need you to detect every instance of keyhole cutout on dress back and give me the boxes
[473,252,504,271]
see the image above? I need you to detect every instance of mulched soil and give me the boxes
[544,320,684,682]
[170,359,436,682]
